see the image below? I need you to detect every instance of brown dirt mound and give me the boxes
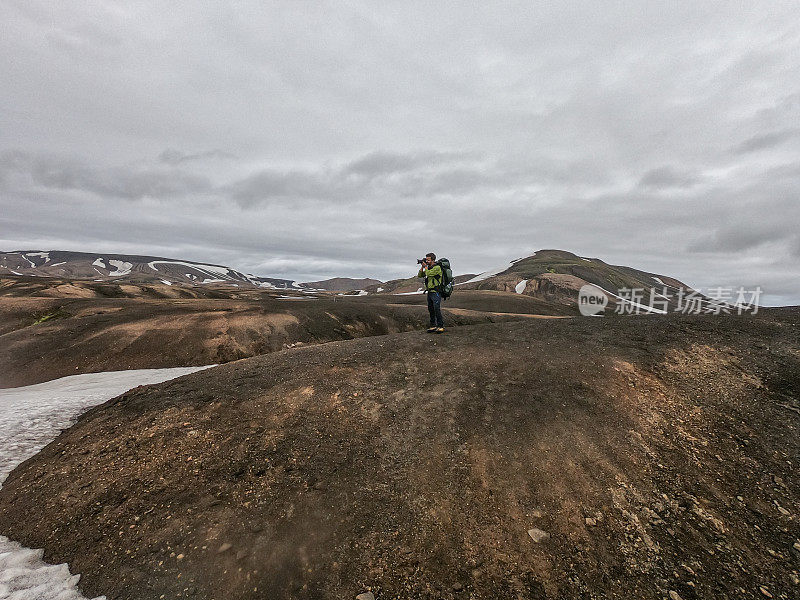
[1,310,798,599]
[0,292,554,388]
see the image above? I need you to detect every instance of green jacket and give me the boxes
[418,264,443,292]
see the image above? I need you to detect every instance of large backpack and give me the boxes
[437,258,454,300]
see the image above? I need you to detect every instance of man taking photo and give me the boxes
[417,252,445,333]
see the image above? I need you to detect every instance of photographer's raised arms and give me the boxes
[416,252,454,334]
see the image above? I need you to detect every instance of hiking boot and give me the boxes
[435,327,445,333]
[426,326,437,333]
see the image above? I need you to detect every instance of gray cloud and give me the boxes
[691,225,785,253]
[732,128,800,154]
[158,148,236,165]
[638,166,700,190]
[1,1,799,304]
[225,151,531,207]
[1,150,212,200]
[343,150,473,176]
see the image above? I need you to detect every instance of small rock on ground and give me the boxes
[356,593,375,600]
[527,528,550,543]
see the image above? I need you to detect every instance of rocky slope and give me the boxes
[1,309,797,599]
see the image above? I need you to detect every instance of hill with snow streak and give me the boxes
[454,249,728,313]
[0,250,293,289]
[0,251,386,292]
[0,250,362,289]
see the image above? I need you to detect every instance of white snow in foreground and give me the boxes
[10,271,22,276]
[91,258,106,269]
[107,260,132,276]
[49,262,66,267]
[159,280,172,286]
[0,365,213,600]
[515,280,529,294]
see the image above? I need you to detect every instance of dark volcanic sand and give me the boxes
[0,310,798,599]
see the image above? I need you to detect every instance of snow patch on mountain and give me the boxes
[148,260,237,283]
[515,280,529,294]
[596,285,668,315]
[461,260,517,284]
[92,258,106,269]
[26,252,50,263]
[108,260,132,276]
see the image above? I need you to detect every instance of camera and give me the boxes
[417,258,426,265]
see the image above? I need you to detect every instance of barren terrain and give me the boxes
[0,280,570,387]
[1,309,797,599]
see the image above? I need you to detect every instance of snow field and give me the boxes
[0,366,214,600]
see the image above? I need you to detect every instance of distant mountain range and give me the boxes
[0,250,380,292]
[2,248,730,313]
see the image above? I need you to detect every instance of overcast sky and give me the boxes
[2,1,799,304]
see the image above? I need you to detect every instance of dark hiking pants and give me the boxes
[427,291,444,327]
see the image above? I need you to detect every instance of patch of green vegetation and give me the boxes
[32,308,69,325]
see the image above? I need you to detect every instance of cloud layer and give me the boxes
[1,1,799,304]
